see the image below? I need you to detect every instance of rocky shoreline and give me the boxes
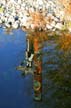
[0,0,71,32]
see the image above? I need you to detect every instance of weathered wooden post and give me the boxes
[33,35,42,101]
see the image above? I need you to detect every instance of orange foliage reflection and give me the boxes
[58,33,71,51]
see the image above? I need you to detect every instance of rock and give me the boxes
[0,0,70,32]
[5,23,11,28]
[12,21,19,29]
[46,24,53,30]
[55,23,63,30]
[50,21,56,29]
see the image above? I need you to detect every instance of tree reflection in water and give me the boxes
[42,31,71,108]
[17,30,71,108]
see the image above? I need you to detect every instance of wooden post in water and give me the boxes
[33,36,42,101]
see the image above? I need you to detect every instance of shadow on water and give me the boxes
[0,28,71,108]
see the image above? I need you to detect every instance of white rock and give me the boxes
[18,0,21,4]
[5,23,11,28]
[60,11,64,16]
[50,21,56,27]
[38,0,43,5]
[0,0,70,31]
[46,24,53,29]
[29,7,34,13]
[8,17,14,24]
[47,13,53,17]
[46,3,50,8]
[54,17,59,22]
[12,22,19,29]
[20,16,28,26]
[55,23,63,30]
[1,0,6,5]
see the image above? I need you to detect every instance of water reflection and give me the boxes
[17,30,71,107]
[0,28,71,108]
[17,31,46,101]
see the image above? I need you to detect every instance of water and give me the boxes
[0,29,49,108]
[0,28,34,108]
[0,29,71,108]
